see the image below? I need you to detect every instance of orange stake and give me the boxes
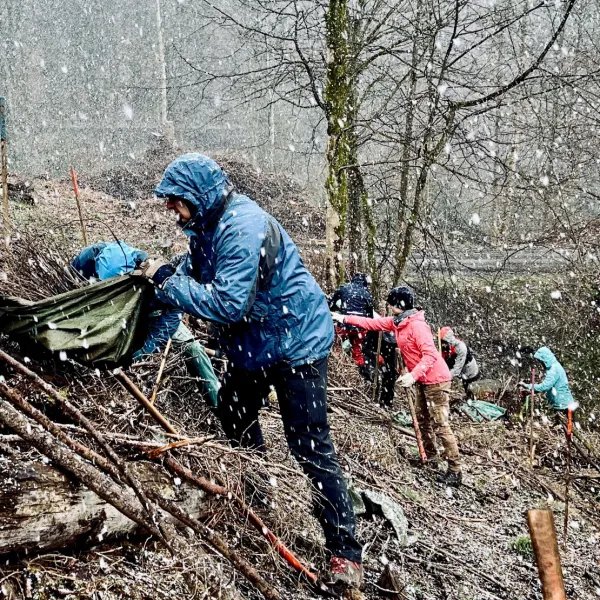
[563,408,573,549]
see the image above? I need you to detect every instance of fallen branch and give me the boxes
[0,350,169,543]
[163,457,328,593]
[150,492,281,600]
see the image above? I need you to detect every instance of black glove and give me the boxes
[152,264,175,288]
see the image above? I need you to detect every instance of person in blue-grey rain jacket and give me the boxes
[519,347,575,411]
[141,153,363,589]
[71,240,220,407]
[71,241,181,357]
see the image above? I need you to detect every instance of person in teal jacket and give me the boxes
[520,347,574,411]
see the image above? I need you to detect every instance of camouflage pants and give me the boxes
[415,382,461,473]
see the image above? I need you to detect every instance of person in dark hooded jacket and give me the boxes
[142,153,362,588]
[329,273,374,370]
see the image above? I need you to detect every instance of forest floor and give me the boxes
[0,155,599,600]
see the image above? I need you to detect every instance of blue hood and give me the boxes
[155,154,230,224]
[534,346,557,369]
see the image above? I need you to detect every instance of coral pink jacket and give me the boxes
[344,311,451,385]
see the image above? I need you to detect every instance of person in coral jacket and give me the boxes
[332,286,462,486]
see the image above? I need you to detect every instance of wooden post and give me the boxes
[70,166,88,245]
[437,328,442,354]
[0,97,9,230]
[529,367,536,467]
[527,509,566,600]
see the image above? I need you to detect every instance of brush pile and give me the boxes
[81,141,325,240]
[0,224,600,599]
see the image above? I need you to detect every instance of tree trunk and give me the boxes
[325,0,350,285]
[0,455,205,556]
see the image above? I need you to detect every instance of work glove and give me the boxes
[331,312,345,324]
[518,380,530,389]
[398,372,415,387]
[138,259,175,288]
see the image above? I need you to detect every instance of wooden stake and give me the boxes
[437,327,442,354]
[0,97,9,230]
[397,349,427,463]
[527,509,566,600]
[372,331,383,403]
[563,408,573,549]
[150,337,172,405]
[70,166,88,246]
[530,367,536,467]
[114,369,178,435]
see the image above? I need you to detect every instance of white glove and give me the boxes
[331,312,345,324]
[518,380,530,389]
[398,372,415,387]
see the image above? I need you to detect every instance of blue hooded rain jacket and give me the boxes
[154,153,333,371]
[533,346,574,411]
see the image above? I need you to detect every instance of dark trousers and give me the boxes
[462,373,481,397]
[217,357,362,563]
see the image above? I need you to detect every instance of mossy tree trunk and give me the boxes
[324,0,374,290]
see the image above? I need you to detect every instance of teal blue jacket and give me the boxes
[534,347,574,411]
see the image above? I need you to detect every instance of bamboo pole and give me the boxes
[527,509,566,600]
[0,97,9,230]
[530,368,536,467]
[70,166,88,246]
[113,369,178,434]
[150,337,172,405]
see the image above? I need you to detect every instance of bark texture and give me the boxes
[0,456,205,556]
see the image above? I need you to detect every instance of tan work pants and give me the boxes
[414,381,461,473]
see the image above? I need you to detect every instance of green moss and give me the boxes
[510,535,533,558]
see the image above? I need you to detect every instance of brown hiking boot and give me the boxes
[327,557,363,588]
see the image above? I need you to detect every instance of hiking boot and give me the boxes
[436,470,463,487]
[327,557,363,589]
[425,456,445,473]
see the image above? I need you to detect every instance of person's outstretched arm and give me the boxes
[343,314,395,332]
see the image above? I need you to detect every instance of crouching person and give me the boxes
[440,327,480,397]
[143,154,362,588]
[71,240,219,407]
[333,286,463,486]
[519,347,575,413]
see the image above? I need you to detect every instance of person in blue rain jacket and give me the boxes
[71,241,181,357]
[520,346,575,411]
[72,241,220,406]
[144,153,362,588]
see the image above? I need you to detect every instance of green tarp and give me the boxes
[459,400,506,422]
[0,275,151,367]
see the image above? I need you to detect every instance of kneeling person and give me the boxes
[440,327,479,396]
